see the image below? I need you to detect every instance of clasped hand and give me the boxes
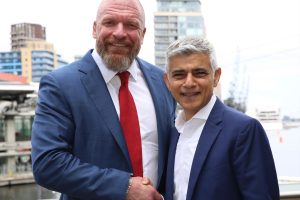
[125,177,163,200]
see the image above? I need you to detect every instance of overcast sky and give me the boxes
[1,0,300,117]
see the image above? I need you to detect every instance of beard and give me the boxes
[96,39,141,72]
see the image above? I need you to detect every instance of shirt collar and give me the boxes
[91,49,139,83]
[175,95,217,129]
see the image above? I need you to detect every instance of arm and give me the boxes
[233,119,280,200]
[31,74,130,200]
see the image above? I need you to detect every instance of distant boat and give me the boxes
[282,120,300,129]
[254,107,283,131]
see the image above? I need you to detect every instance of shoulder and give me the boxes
[222,103,253,121]
[217,103,267,150]
[221,103,262,130]
[43,50,94,82]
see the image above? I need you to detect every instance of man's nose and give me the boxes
[113,23,126,38]
[183,73,196,88]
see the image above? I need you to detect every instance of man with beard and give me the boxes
[31,0,176,199]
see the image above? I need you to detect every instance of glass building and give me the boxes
[0,41,68,83]
[0,23,68,83]
[154,0,205,68]
[0,52,22,75]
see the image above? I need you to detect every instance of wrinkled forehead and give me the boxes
[97,0,145,24]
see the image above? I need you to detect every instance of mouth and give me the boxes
[181,92,200,97]
[106,43,130,54]
[111,43,128,47]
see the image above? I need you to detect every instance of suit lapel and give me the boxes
[186,99,224,200]
[165,127,180,200]
[137,58,168,184]
[78,50,131,166]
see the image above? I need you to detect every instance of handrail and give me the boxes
[279,177,300,199]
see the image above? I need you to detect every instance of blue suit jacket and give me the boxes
[31,50,176,200]
[165,98,280,200]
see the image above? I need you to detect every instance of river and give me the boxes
[0,184,58,200]
[0,126,299,199]
[268,126,300,177]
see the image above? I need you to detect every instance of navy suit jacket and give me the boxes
[165,98,280,200]
[31,50,176,200]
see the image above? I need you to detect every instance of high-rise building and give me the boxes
[154,0,205,68]
[0,23,68,83]
[0,41,67,83]
[11,23,46,51]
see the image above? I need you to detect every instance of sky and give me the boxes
[1,0,300,118]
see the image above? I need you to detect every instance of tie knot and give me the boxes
[118,71,130,86]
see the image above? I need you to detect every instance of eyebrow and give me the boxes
[171,67,209,73]
[171,68,185,72]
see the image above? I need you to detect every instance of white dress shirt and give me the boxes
[92,50,159,187]
[173,95,217,200]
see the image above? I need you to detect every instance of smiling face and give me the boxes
[164,53,221,120]
[93,0,146,71]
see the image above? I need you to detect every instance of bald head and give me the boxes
[96,0,145,27]
[92,0,147,71]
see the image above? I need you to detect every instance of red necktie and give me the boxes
[118,71,143,177]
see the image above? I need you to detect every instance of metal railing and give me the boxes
[280,176,300,199]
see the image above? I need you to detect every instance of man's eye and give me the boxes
[172,73,186,79]
[103,21,115,26]
[192,69,209,78]
[126,23,139,30]
[194,71,208,78]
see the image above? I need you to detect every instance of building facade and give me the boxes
[154,0,206,68]
[1,23,68,83]
[11,23,46,51]
[0,41,68,83]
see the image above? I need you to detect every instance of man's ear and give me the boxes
[213,68,222,87]
[163,73,170,90]
[92,21,97,39]
[141,28,146,45]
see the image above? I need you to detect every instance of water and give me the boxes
[0,127,299,200]
[0,184,58,200]
[268,126,300,177]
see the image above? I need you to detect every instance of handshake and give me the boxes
[125,177,164,200]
